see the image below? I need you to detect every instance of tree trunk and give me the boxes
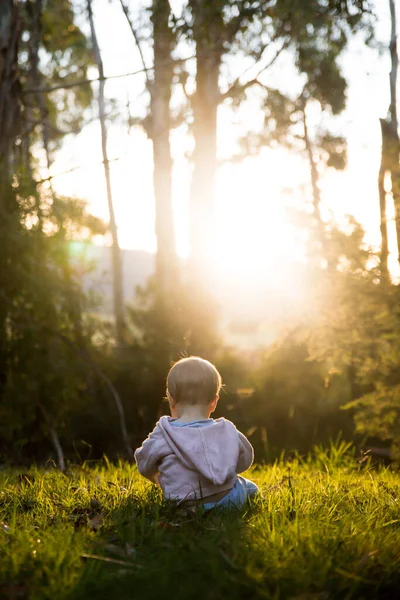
[120,0,177,292]
[0,0,21,397]
[379,119,390,280]
[25,0,54,208]
[303,109,322,225]
[189,0,223,278]
[302,105,331,268]
[150,0,177,291]
[389,0,398,135]
[87,0,125,346]
[0,0,21,190]
[389,0,400,264]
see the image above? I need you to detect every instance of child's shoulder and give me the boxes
[215,416,236,425]
[213,417,240,432]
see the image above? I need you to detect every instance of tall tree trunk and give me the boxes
[25,0,54,211]
[120,0,177,292]
[303,109,323,225]
[0,0,21,397]
[379,119,390,280]
[87,0,125,346]
[389,0,399,135]
[0,0,21,191]
[189,0,223,277]
[302,105,331,269]
[150,0,177,291]
[389,0,400,264]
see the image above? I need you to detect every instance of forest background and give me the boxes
[1,0,400,469]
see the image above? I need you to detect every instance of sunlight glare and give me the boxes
[212,156,306,294]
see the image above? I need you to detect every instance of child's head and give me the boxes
[166,356,222,413]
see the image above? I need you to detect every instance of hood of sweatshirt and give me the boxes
[158,416,240,486]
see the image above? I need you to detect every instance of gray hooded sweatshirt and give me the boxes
[134,416,254,501]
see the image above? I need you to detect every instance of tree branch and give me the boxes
[34,156,122,186]
[22,55,194,96]
[118,0,151,87]
[222,77,271,101]
[1,289,134,462]
[222,37,290,101]
[22,67,151,95]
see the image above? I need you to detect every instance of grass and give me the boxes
[0,445,399,600]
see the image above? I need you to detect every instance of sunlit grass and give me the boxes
[0,451,399,599]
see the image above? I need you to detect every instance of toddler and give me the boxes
[135,356,259,509]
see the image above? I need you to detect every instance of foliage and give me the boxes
[308,222,400,453]
[1,0,398,466]
[124,276,221,425]
[0,0,104,463]
[0,458,399,599]
[231,0,374,180]
[21,0,95,152]
[232,332,354,458]
[0,190,104,463]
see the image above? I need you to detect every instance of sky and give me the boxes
[48,0,400,329]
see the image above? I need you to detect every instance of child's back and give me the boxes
[134,357,258,509]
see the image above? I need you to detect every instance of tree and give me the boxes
[239,83,348,269]
[312,272,400,457]
[379,118,392,279]
[22,0,94,170]
[377,0,400,280]
[0,0,22,403]
[188,0,224,277]
[0,0,134,466]
[306,218,400,456]
[87,0,125,347]
[120,0,178,293]
[179,0,373,277]
[389,0,400,263]
[247,334,354,456]
[150,0,178,291]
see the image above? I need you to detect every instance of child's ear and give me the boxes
[210,395,219,413]
[168,392,176,409]
[168,393,179,417]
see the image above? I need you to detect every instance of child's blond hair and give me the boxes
[166,356,222,406]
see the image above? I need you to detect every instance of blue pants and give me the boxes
[203,476,259,510]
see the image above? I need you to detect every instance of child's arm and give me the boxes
[237,431,254,473]
[134,424,166,482]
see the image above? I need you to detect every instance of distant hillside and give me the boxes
[70,243,154,314]
[71,243,309,349]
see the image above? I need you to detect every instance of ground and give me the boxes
[0,444,399,599]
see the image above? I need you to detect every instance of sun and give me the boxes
[210,155,306,288]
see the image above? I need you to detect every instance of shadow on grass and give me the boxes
[66,482,400,600]
[67,488,266,600]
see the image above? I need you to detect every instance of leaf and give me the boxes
[382,520,400,528]
[15,474,35,485]
[81,553,134,567]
